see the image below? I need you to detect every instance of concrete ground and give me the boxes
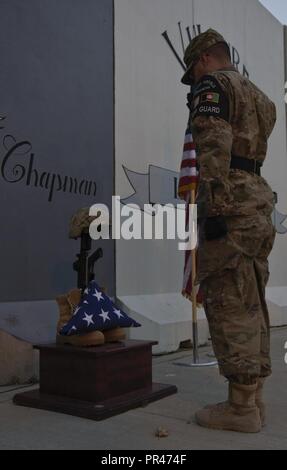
[0,327,286,450]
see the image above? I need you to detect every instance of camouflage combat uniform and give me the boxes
[185,42,277,384]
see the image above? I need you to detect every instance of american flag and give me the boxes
[178,127,203,304]
[60,280,141,336]
[178,129,198,197]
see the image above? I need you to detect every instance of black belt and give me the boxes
[230,155,262,176]
[196,155,262,176]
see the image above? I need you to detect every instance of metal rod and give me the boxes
[192,321,199,363]
[178,22,185,55]
[190,189,199,364]
[161,31,186,71]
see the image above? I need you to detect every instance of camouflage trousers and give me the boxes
[198,215,276,384]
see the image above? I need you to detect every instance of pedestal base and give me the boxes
[13,340,177,421]
[14,382,176,421]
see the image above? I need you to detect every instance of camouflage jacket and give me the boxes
[189,66,277,219]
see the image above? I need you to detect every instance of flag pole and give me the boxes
[174,102,217,369]
[191,188,199,363]
[174,189,217,368]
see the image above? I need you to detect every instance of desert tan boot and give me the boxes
[103,327,126,343]
[195,382,261,433]
[56,295,72,333]
[66,288,82,313]
[56,330,105,347]
[204,379,266,428]
[56,291,105,347]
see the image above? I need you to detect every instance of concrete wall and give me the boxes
[1,0,287,377]
[0,0,115,303]
[115,0,287,297]
[0,0,115,347]
[0,331,39,386]
[284,25,287,152]
[114,0,287,352]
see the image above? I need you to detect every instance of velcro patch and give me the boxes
[200,92,220,104]
[191,75,229,121]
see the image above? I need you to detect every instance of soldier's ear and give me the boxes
[200,53,210,65]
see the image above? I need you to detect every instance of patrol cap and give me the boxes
[181,28,229,85]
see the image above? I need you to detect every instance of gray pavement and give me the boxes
[0,327,286,450]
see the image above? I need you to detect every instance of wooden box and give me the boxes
[14,340,177,421]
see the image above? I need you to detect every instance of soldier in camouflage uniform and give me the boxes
[182,29,276,433]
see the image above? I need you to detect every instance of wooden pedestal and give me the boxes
[14,340,177,421]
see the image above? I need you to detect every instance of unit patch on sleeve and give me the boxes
[191,75,229,121]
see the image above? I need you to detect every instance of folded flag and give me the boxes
[60,280,141,336]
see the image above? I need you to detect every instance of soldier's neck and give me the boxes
[218,64,238,73]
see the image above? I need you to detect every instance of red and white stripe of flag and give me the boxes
[178,131,198,200]
[178,129,202,304]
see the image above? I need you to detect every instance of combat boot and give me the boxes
[56,291,105,347]
[204,379,266,427]
[56,289,82,333]
[66,288,82,314]
[56,330,105,347]
[195,382,261,433]
[56,295,72,333]
[103,327,126,343]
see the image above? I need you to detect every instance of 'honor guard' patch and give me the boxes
[191,75,229,121]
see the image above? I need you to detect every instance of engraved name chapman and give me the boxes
[0,117,97,203]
